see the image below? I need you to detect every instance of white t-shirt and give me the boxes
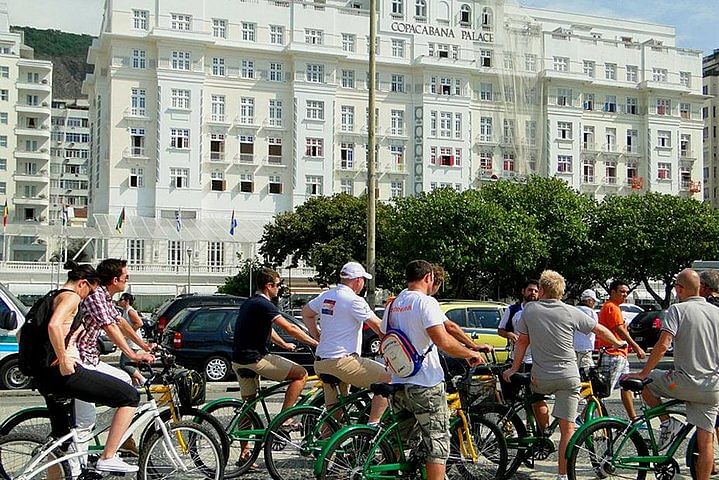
[308,284,374,358]
[498,305,532,364]
[122,306,142,351]
[574,305,597,352]
[380,289,445,387]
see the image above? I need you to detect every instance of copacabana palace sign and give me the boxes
[390,21,495,42]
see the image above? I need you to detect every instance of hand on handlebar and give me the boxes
[284,342,297,352]
[472,343,493,353]
[133,351,155,364]
[466,351,485,367]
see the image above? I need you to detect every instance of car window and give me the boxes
[468,308,501,329]
[187,311,228,332]
[445,308,467,327]
[165,309,193,330]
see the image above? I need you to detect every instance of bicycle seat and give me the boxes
[319,373,342,385]
[619,377,653,392]
[370,383,403,398]
[236,368,258,379]
[510,373,532,386]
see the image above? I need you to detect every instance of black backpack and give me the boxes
[18,289,81,376]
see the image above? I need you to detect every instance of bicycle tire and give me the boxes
[203,399,263,478]
[567,418,648,480]
[0,407,52,438]
[471,403,527,478]
[582,397,608,424]
[264,405,341,480]
[448,415,508,480]
[316,425,396,480]
[138,420,224,480]
[0,433,71,480]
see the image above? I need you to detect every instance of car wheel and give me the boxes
[204,356,232,382]
[369,337,381,355]
[0,358,32,390]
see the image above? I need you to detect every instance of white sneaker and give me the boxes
[96,455,139,473]
[658,418,683,450]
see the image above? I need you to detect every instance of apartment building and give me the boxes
[703,50,719,207]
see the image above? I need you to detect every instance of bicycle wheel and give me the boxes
[447,416,507,480]
[264,405,340,480]
[0,407,52,438]
[0,433,71,480]
[567,418,648,480]
[203,399,263,478]
[138,420,224,480]
[581,397,608,424]
[316,425,396,480]
[471,403,527,478]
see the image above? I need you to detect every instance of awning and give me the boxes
[7,283,55,295]
[129,284,179,295]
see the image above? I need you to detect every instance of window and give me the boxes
[583,159,595,183]
[241,22,256,41]
[0,113,5,124]
[239,173,253,193]
[680,103,691,119]
[391,0,403,15]
[127,239,145,265]
[626,129,638,153]
[212,19,227,38]
[171,89,190,109]
[306,100,324,120]
[342,34,356,52]
[657,130,671,148]
[305,29,323,45]
[239,136,254,162]
[438,147,454,166]
[129,167,144,188]
[132,9,149,30]
[306,64,325,83]
[269,63,283,82]
[626,97,638,115]
[680,71,691,87]
[241,60,254,79]
[525,54,536,72]
[480,83,493,101]
[658,162,671,180]
[481,8,493,29]
[651,68,667,82]
[390,110,404,135]
[391,39,405,58]
[171,51,191,70]
[480,50,492,68]
[269,99,282,127]
[340,143,354,169]
[341,70,355,88]
[479,117,493,141]
[439,112,452,138]
[306,138,323,157]
[341,105,354,131]
[270,25,284,44]
[558,121,572,140]
[212,57,225,76]
[557,88,572,107]
[553,56,569,72]
[167,241,184,266]
[626,65,638,82]
[583,60,595,77]
[680,134,691,156]
[171,13,192,30]
[240,97,255,124]
[170,128,190,149]
[503,119,514,142]
[478,152,492,171]
[390,144,404,165]
[557,155,572,173]
[459,4,471,25]
[170,168,189,188]
[210,95,225,122]
[415,0,427,18]
[604,95,617,113]
[504,55,514,70]
[605,162,617,184]
[583,93,594,111]
[266,175,282,194]
[131,88,146,116]
[657,98,671,116]
[391,74,405,93]
[306,175,323,196]
[502,153,515,173]
[340,178,353,194]
[210,171,225,191]
[132,49,146,69]
[605,128,616,151]
[454,113,462,139]
[605,63,617,80]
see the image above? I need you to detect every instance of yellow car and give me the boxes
[438,300,510,363]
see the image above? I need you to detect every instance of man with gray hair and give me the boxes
[574,289,598,370]
[699,270,719,308]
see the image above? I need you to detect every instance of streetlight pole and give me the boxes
[186,247,192,294]
[366,0,377,308]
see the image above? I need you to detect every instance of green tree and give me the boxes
[593,192,719,307]
[218,256,265,297]
[49,238,91,262]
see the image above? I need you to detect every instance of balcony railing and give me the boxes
[267,155,283,165]
[123,146,147,158]
[236,153,254,164]
[583,175,595,184]
[210,152,226,162]
[604,176,618,185]
[582,142,596,151]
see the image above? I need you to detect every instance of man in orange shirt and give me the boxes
[598,280,646,420]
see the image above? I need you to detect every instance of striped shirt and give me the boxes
[76,286,119,366]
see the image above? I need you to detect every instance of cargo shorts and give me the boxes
[392,382,450,465]
[647,369,719,432]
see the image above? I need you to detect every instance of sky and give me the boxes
[6,0,719,54]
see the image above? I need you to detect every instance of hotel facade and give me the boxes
[77,0,703,278]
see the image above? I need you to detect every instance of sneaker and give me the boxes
[96,455,139,473]
[556,475,568,480]
[658,418,683,450]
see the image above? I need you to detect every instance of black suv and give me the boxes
[149,293,246,340]
[161,306,316,382]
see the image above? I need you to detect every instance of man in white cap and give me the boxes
[303,261,390,423]
[574,289,598,370]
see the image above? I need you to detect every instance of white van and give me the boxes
[0,282,29,389]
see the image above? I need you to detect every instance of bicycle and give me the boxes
[472,353,610,478]
[314,368,508,480]
[0,359,225,480]
[262,373,373,480]
[566,376,695,480]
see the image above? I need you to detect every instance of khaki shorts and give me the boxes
[532,376,581,422]
[315,354,388,404]
[647,369,719,432]
[232,354,303,397]
[393,383,450,465]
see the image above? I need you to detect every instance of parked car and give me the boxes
[619,303,645,326]
[149,293,246,339]
[627,310,668,352]
[161,306,316,382]
[438,300,509,362]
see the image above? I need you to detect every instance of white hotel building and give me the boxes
[79,0,704,275]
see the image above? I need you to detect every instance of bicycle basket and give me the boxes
[172,368,206,407]
[499,375,522,402]
[459,374,498,407]
[588,366,612,399]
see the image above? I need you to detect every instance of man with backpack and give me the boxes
[498,279,539,372]
[380,260,484,480]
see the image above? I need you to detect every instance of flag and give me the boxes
[2,200,7,228]
[229,210,237,236]
[115,207,125,233]
[61,203,69,227]
[175,210,182,233]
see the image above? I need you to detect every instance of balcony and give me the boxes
[122,108,151,121]
[680,150,696,160]
[13,170,49,183]
[235,153,255,164]
[266,155,283,166]
[15,104,50,115]
[477,135,497,144]
[604,144,618,153]
[14,148,49,160]
[384,162,407,174]
[122,147,150,160]
[15,126,50,137]
[623,145,641,155]
[16,81,51,93]
[603,176,618,186]
[582,142,598,151]
[582,175,596,184]
[233,116,260,129]
[209,152,228,163]
[14,195,48,206]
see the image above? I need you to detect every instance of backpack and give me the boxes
[503,302,523,334]
[380,300,435,378]
[18,289,81,376]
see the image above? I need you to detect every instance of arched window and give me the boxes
[459,4,471,26]
[438,1,450,23]
[415,0,427,19]
[481,7,493,29]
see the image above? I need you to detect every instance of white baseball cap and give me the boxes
[340,261,372,280]
[580,289,598,302]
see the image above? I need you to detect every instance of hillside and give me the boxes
[11,26,95,99]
